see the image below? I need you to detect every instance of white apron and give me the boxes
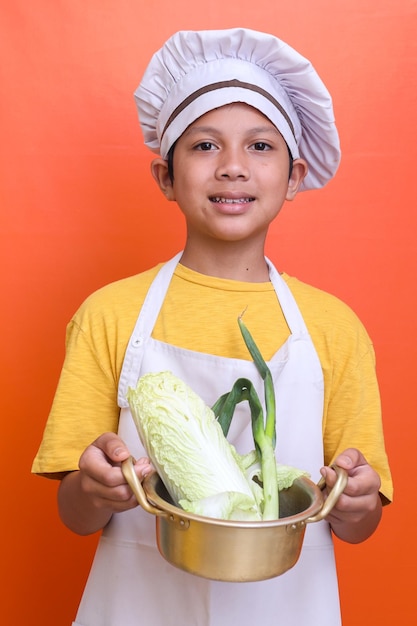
[73,253,341,626]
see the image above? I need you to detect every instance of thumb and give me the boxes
[93,432,131,464]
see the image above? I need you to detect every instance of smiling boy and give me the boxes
[32,28,392,626]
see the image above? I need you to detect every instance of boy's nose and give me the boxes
[215,149,250,180]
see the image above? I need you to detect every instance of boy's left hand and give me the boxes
[320,448,382,544]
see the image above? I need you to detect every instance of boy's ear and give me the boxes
[150,158,176,201]
[286,159,308,200]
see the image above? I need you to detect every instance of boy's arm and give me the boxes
[321,448,383,544]
[57,433,152,536]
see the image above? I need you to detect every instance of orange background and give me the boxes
[1,1,416,623]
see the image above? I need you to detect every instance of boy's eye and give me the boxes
[251,142,271,151]
[195,141,217,151]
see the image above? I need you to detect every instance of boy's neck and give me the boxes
[180,241,271,282]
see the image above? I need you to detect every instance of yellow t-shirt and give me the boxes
[32,263,393,502]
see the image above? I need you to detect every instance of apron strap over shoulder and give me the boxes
[117,252,182,407]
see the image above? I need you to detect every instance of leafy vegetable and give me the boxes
[127,371,262,521]
[127,317,308,521]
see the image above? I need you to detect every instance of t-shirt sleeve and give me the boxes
[321,318,393,504]
[31,316,120,476]
[31,271,160,477]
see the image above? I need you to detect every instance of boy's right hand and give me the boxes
[78,432,152,513]
[58,432,152,535]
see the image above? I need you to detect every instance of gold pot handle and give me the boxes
[121,456,166,517]
[306,465,348,523]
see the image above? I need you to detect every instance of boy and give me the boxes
[32,28,392,626]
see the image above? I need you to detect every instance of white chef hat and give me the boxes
[134,28,341,190]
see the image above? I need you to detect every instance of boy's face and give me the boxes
[152,103,307,246]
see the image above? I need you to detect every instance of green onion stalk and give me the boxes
[212,315,279,520]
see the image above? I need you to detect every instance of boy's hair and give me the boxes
[134,28,341,191]
[167,142,176,184]
[166,140,294,184]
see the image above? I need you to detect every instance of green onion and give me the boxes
[212,315,279,520]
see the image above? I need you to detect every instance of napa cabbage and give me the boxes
[127,371,262,521]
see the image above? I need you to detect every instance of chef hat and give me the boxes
[134,28,340,190]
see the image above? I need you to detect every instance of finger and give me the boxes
[79,443,129,489]
[79,463,138,505]
[333,448,367,472]
[321,463,380,500]
[85,484,140,513]
[92,432,131,464]
[134,457,153,480]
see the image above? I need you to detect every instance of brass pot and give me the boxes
[122,457,347,582]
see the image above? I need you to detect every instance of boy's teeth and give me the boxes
[212,197,251,203]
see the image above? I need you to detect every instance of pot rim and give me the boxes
[142,471,324,529]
